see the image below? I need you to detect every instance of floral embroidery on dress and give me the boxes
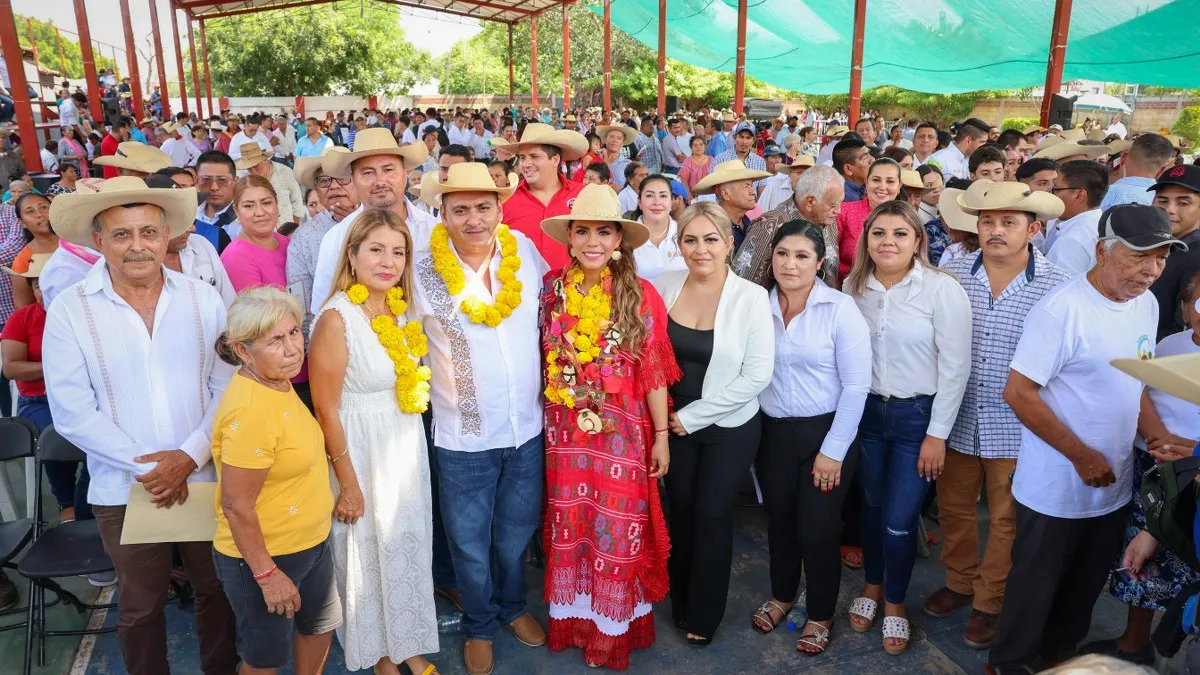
[416,255,482,436]
[287,504,299,516]
[229,420,240,432]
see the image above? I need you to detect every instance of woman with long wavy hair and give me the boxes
[539,183,679,670]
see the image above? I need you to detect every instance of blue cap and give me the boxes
[670,180,688,199]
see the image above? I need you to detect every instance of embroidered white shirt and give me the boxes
[180,234,235,307]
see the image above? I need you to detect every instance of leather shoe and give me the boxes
[464,639,494,675]
[964,609,999,648]
[922,586,973,619]
[507,612,547,647]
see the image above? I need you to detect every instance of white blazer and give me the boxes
[655,268,774,433]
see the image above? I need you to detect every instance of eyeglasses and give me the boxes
[1049,186,1083,194]
[198,175,234,187]
[315,175,353,188]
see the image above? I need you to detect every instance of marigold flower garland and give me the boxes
[430,223,523,327]
[348,283,432,413]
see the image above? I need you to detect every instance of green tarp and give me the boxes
[590,0,1200,94]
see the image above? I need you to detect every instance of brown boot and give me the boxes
[464,639,493,675]
[964,609,999,648]
[506,612,547,647]
[922,587,973,619]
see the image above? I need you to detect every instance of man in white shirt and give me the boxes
[467,115,493,161]
[1046,160,1110,275]
[1105,114,1129,140]
[147,172,236,306]
[912,122,939,168]
[989,204,1185,674]
[930,118,990,180]
[228,113,275,160]
[235,142,305,226]
[1100,132,1175,212]
[447,111,473,148]
[266,113,295,162]
[41,177,238,675]
[39,140,59,173]
[159,122,198,168]
[413,163,550,675]
[661,118,688,175]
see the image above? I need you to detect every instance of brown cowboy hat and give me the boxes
[596,124,637,146]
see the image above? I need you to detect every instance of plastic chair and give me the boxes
[18,425,116,674]
[0,417,38,633]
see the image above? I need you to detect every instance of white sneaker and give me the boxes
[84,571,117,587]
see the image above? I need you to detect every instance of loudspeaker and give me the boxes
[102,98,120,129]
[1049,94,1074,129]
[666,95,679,114]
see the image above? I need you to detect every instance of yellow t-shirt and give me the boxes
[211,373,333,558]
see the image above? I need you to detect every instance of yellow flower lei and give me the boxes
[348,284,432,413]
[429,223,523,328]
[544,267,613,409]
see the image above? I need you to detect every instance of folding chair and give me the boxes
[0,417,38,632]
[19,425,116,674]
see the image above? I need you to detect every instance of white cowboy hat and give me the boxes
[509,123,588,161]
[900,169,925,190]
[540,183,650,248]
[1033,140,1109,162]
[1,252,50,278]
[422,162,517,204]
[596,124,637,146]
[325,128,429,177]
[49,176,198,248]
[957,180,1065,222]
[691,159,773,195]
[234,142,272,171]
[92,142,172,174]
[937,180,993,234]
[1111,353,1200,407]
[825,125,851,138]
[776,154,815,174]
[294,146,350,189]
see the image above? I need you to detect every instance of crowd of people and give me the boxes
[0,94,1197,675]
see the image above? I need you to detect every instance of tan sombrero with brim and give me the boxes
[596,124,637,146]
[692,159,773,195]
[901,169,925,190]
[159,121,179,135]
[1060,128,1086,142]
[540,183,650,248]
[957,180,1064,222]
[234,142,272,171]
[1112,353,1200,407]
[93,142,172,174]
[423,162,517,204]
[1023,125,1049,135]
[1,252,50,278]
[1164,134,1192,151]
[1034,140,1109,162]
[777,154,815,173]
[325,128,429,177]
[938,180,992,234]
[826,125,850,138]
[49,176,198,248]
[294,146,350,189]
[1107,139,1134,155]
[721,112,737,122]
[509,123,588,161]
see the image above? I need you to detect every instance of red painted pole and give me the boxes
[200,19,213,117]
[1039,0,1073,127]
[169,2,188,116]
[733,0,747,115]
[561,3,570,113]
[656,0,666,116]
[507,22,514,105]
[0,0,42,172]
[118,0,144,119]
[847,0,866,124]
[602,0,611,113]
[148,0,170,118]
[74,0,104,122]
[530,16,538,110]
[187,16,202,117]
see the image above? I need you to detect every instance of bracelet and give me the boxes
[329,449,349,463]
[654,428,669,436]
[252,564,278,581]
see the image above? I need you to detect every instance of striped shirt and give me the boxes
[635,132,664,174]
[0,204,25,323]
[942,246,1070,459]
[715,150,769,189]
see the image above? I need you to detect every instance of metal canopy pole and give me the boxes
[200,18,213,116]
[169,1,189,116]
[507,22,514,104]
[847,0,866,124]
[530,16,538,110]
[733,0,747,115]
[148,0,170,118]
[656,0,666,116]
[0,0,41,172]
[562,3,570,113]
[118,0,144,119]
[602,0,611,113]
[73,0,104,123]
[1039,0,1073,127]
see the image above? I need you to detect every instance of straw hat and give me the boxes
[422,162,517,204]
[957,180,1065,222]
[691,159,773,195]
[562,114,578,122]
[1163,134,1192,150]
[777,154,815,173]
[159,121,180,135]
[510,123,588,161]
[596,124,637,146]
[1033,140,1109,161]
[92,142,172,174]
[1111,353,1200,407]
[826,125,851,138]
[900,170,925,190]
[1,252,50,278]
[1022,125,1049,135]
[234,142,272,171]
[1106,139,1134,155]
[540,184,650,248]
[324,128,429,177]
[294,146,351,189]
[1059,128,1086,142]
[938,180,991,234]
[721,112,737,122]
[48,176,198,248]
[209,120,226,132]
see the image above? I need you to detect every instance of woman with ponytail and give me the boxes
[538,183,679,669]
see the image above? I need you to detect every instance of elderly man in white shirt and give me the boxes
[988,204,1185,674]
[41,177,238,675]
[228,113,276,160]
[411,163,549,675]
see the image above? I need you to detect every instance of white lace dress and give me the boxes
[319,291,439,669]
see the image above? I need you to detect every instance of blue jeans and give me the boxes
[0,95,13,122]
[858,393,934,604]
[437,434,544,640]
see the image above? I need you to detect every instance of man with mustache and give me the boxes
[928,181,1069,650]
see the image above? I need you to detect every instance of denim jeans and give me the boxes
[437,433,544,639]
[0,95,13,123]
[858,393,934,604]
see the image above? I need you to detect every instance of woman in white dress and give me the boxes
[309,208,440,675]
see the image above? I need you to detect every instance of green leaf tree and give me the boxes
[15,16,118,80]
[1172,106,1200,146]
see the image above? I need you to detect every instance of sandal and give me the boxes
[751,599,791,634]
[840,545,864,569]
[795,620,831,656]
[848,596,877,633]
[882,615,911,655]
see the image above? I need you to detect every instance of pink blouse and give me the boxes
[220,231,290,292]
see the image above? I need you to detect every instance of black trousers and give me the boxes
[757,413,858,621]
[665,412,760,638]
[988,501,1128,669]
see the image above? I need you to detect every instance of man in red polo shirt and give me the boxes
[503,123,587,270]
[99,117,132,178]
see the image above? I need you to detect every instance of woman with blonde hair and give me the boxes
[539,183,678,669]
[308,209,440,675]
[842,200,971,655]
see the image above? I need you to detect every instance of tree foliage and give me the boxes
[1002,117,1040,131]
[1172,106,1200,147]
[203,4,428,96]
[15,16,118,80]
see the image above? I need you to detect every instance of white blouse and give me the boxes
[632,217,685,283]
[760,282,872,461]
[851,264,972,439]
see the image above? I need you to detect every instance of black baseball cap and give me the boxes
[1149,164,1200,195]
[762,143,785,157]
[1097,203,1188,252]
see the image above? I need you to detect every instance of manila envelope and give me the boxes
[120,482,218,545]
